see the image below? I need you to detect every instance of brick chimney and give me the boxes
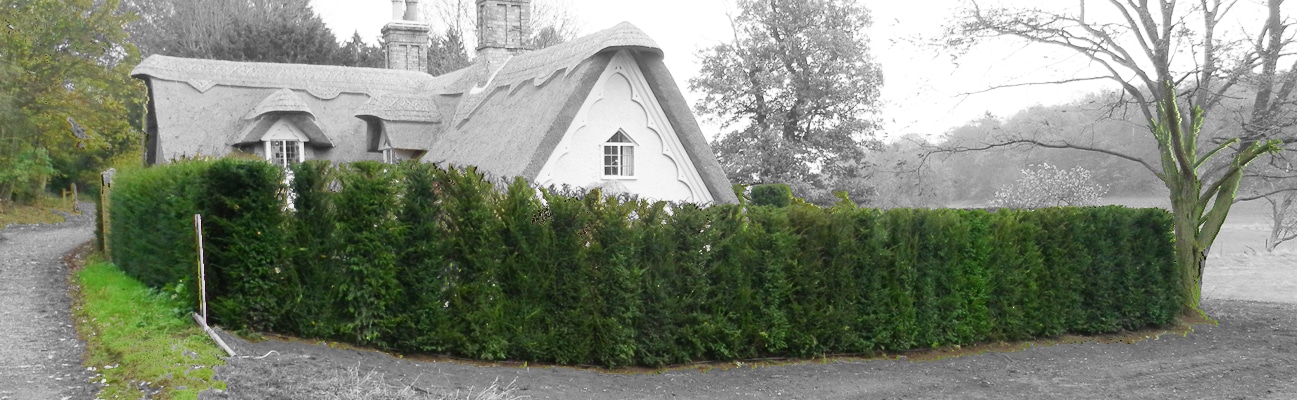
[383,0,430,72]
[475,0,531,70]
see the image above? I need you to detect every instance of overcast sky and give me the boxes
[309,0,1281,142]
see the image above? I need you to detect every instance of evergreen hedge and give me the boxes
[107,159,1182,367]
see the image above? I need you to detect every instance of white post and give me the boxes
[194,214,207,322]
[391,0,403,21]
[190,213,234,357]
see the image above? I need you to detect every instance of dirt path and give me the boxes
[206,298,1297,399]
[0,204,97,400]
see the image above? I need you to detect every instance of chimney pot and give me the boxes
[404,0,420,21]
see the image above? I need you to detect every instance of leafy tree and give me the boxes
[428,28,471,75]
[123,0,340,65]
[217,0,340,65]
[990,163,1108,209]
[0,0,144,204]
[690,0,883,204]
[945,0,1289,310]
[337,31,385,69]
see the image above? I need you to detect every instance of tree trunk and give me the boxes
[1170,181,1205,311]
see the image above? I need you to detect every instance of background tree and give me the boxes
[1238,151,1297,251]
[123,0,341,65]
[990,163,1108,209]
[423,0,582,56]
[944,0,1290,309]
[338,31,385,69]
[865,135,950,208]
[934,94,1166,205]
[690,0,884,205]
[0,0,143,206]
[428,28,471,75]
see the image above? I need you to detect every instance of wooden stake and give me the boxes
[100,169,114,259]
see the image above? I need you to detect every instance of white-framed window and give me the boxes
[266,140,304,169]
[382,148,397,164]
[602,130,635,178]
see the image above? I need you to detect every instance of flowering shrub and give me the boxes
[991,163,1108,209]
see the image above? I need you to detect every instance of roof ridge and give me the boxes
[132,55,437,99]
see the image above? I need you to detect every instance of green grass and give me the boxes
[0,193,78,226]
[74,258,226,399]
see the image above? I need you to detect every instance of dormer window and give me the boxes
[260,117,310,168]
[603,130,635,178]
[268,140,304,168]
[380,137,398,164]
[237,89,333,169]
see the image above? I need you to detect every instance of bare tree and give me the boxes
[942,0,1292,310]
[422,0,583,57]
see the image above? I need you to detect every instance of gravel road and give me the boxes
[0,204,97,400]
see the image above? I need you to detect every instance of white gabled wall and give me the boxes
[535,50,714,204]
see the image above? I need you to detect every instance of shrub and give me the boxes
[991,163,1108,209]
[106,160,1181,368]
[199,159,290,330]
[750,183,793,207]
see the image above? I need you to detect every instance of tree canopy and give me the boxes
[0,0,144,204]
[122,0,342,65]
[690,0,883,205]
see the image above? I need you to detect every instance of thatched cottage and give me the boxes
[131,0,736,204]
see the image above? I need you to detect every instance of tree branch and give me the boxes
[957,76,1114,96]
[1236,187,1297,202]
[929,138,1160,177]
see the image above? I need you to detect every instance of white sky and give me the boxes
[310,0,1281,141]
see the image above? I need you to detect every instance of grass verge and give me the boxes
[0,193,78,226]
[73,256,226,399]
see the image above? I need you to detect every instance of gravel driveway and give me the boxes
[0,204,97,400]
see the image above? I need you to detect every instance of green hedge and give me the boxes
[107,159,1181,368]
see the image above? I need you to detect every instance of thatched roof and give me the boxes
[132,56,434,98]
[445,22,661,126]
[355,93,442,122]
[246,88,314,119]
[236,114,335,148]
